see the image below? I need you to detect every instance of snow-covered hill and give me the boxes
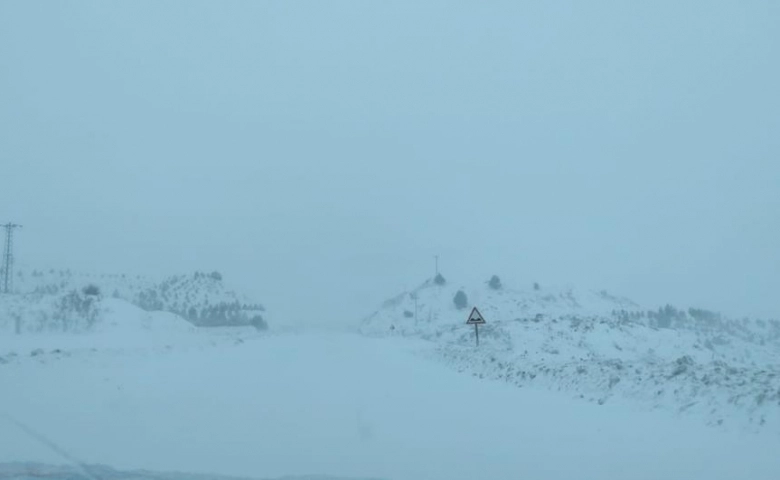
[361,276,780,431]
[0,269,267,334]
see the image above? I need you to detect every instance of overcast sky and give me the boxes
[1,1,778,326]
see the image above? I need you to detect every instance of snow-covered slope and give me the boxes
[1,269,267,333]
[361,277,780,430]
[0,298,204,360]
[1,333,778,480]
[93,298,195,335]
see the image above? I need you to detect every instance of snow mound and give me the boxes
[95,299,196,335]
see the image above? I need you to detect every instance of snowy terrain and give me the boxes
[361,277,780,431]
[1,331,779,480]
[1,272,779,479]
[0,269,267,334]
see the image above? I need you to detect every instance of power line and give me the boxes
[2,223,22,294]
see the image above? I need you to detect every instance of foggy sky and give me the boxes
[1,1,779,326]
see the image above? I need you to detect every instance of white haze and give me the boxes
[1,1,779,326]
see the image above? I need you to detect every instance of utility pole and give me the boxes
[2,223,22,294]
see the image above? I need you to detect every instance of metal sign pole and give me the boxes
[466,306,486,348]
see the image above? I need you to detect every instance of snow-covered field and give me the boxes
[2,326,779,480]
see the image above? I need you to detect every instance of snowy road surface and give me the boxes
[1,332,778,480]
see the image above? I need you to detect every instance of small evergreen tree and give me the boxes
[434,273,446,285]
[82,284,101,296]
[453,290,468,310]
[488,275,502,290]
[250,315,268,331]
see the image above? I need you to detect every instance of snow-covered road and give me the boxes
[1,332,778,480]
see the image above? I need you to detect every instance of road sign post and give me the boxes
[465,307,486,347]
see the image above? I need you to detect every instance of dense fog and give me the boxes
[2,1,779,326]
[1,2,779,480]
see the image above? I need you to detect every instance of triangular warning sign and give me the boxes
[466,307,486,325]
